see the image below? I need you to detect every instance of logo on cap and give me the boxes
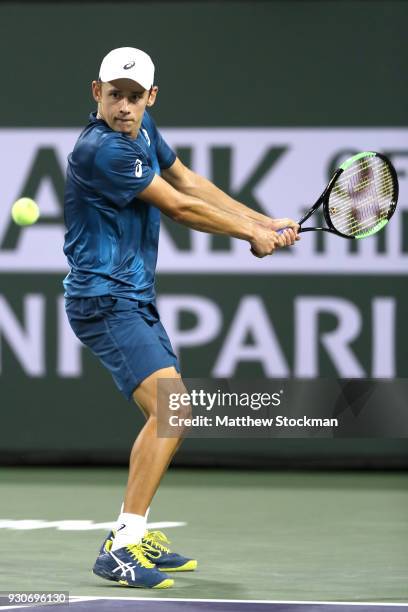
[123,61,135,70]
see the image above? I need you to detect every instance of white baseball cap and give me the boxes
[99,47,155,90]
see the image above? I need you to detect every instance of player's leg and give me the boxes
[107,370,184,540]
[66,297,194,580]
[110,366,196,572]
[93,367,187,588]
[124,366,187,515]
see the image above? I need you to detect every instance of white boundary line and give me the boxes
[0,520,186,532]
[0,606,42,611]
[69,596,408,606]
[1,596,407,609]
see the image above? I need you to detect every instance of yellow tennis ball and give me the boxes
[11,198,40,226]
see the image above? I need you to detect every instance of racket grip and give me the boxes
[277,227,294,234]
[277,226,302,234]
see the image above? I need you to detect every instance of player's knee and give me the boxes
[159,377,192,437]
[168,400,192,440]
[175,400,192,423]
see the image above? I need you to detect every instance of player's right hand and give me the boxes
[277,226,298,247]
[269,218,300,234]
[250,221,298,257]
[269,218,300,246]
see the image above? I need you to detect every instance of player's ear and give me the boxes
[92,80,103,103]
[146,85,158,107]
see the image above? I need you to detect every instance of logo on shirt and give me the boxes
[123,61,135,70]
[135,158,143,178]
[142,129,151,147]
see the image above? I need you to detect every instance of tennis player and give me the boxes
[63,47,299,589]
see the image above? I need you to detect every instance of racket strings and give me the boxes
[331,188,392,233]
[332,176,394,211]
[330,196,391,235]
[328,158,395,237]
[333,158,392,199]
[332,203,390,236]
[337,213,387,235]
[330,176,393,224]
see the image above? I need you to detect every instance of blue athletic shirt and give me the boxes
[63,111,176,301]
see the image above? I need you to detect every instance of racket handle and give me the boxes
[277,226,302,234]
[250,225,300,255]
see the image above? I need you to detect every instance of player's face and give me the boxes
[92,78,157,139]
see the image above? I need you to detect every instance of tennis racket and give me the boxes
[280,151,398,239]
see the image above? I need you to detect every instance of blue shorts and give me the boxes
[65,296,180,401]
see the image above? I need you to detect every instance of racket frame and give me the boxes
[298,152,399,239]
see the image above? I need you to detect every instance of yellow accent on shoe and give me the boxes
[118,580,129,586]
[159,559,198,572]
[143,529,197,571]
[126,544,155,569]
[140,540,162,560]
[104,539,113,553]
[143,530,171,553]
[153,578,174,589]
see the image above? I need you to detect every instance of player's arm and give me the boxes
[138,174,292,258]
[92,137,295,256]
[161,158,298,235]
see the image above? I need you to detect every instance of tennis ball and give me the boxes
[11,197,40,226]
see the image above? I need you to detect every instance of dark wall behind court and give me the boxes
[0,0,407,466]
[0,1,407,127]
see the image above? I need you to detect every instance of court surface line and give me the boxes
[1,598,407,610]
[70,597,408,606]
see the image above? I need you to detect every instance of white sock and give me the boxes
[114,503,124,531]
[115,503,150,533]
[111,512,147,551]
